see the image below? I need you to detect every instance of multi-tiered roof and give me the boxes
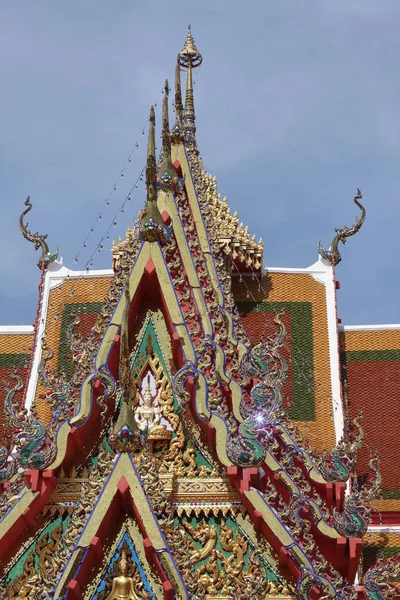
[0,27,399,600]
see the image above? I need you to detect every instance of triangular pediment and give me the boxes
[54,451,184,599]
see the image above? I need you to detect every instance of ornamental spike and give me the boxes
[183,61,196,146]
[146,106,157,203]
[136,106,173,243]
[161,79,171,160]
[179,25,203,69]
[175,58,183,126]
[158,80,176,189]
[179,26,202,147]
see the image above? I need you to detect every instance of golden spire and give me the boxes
[162,79,171,159]
[179,25,203,68]
[158,80,176,185]
[179,26,202,147]
[184,62,196,144]
[146,106,157,203]
[137,106,169,242]
[119,284,132,404]
[174,58,183,126]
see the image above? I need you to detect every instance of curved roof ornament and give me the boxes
[318,188,366,266]
[19,196,59,269]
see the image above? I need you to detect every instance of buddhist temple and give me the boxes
[0,27,399,600]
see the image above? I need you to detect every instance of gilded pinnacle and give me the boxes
[183,61,196,145]
[146,106,157,203]
[138,105,168,243]
[162,79,171,159]
[179,25,202,68]
[174,58,183,125]
[158,78,175,183]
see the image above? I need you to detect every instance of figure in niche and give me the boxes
[105,549,149,600]
[134,374,167,437]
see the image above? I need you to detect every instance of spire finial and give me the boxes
[179,25,203,68]
[183,61,196,145]
[136,106,173,243]
[146,106,157,203]
[174,59,183,126]
[162,80,171,159]
[158,80,176,185]
[179,26,202,147]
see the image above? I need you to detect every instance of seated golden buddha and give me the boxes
[105,550,141,600]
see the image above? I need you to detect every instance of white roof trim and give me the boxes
[340,324,400,332]
[24,264,113,411]
[368,525,400,533]
[267,257,345,444]
[265,266,327,274]
[264,255,331,276]
[0,325,34,335]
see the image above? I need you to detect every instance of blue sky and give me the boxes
[1,1,400,325]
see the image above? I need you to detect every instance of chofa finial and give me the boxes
[318,188,366,266]
[19,197,59,269]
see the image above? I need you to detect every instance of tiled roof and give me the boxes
[233,271,337,452]
[363,531,400,576]
[341,328,400,512]
[0,331,33,444]
[34,274,112,424]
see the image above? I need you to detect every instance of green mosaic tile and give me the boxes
[346,349,400,363]
[0,353,30,368]
[382,490,400,500]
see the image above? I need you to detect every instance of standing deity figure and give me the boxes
[105,550,140,600]
[134,375,166,435]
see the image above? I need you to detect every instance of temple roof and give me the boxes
[0,327,32,446]
[0,26,398,600]
[340,325,400,516]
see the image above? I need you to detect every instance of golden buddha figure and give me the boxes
[134,375,167,437]
[105,550,140,600]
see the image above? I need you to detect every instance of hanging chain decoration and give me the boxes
[19,197,59,269]
[73,98,163,268]
[318,188,366,266]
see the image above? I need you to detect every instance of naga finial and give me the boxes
[318,188,366,266]
[4,372,57,470]
[19,196,59,269]
[364,554,400,599]
[316,411,364,483]
[333,448,381,537]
